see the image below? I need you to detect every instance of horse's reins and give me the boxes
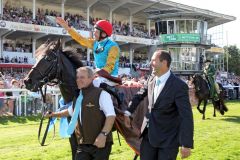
[37,50,77,146]
[37,50,60,146]
[38,84,56,146]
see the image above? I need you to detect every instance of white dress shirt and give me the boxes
[153,70,171,103]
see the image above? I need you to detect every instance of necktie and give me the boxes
[67,90,83,135]
[156,79,161,86]
[154,79,161,103]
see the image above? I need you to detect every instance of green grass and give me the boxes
[0,101,240,160]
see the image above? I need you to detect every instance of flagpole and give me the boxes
[226,31,229,73]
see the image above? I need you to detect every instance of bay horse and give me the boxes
[192,74,228,120]
[24,39,142,160]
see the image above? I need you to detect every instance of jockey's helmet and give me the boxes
[94,20,112,37]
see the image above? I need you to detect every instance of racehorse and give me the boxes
[24,39,142,160]
[192,74,228,120]
[24,39,82,159]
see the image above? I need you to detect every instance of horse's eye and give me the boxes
[45,56,52,61]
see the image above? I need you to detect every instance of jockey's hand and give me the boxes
[180,146,191,159]
[56,17,70,30]
[94,133,107,148]
[95,69,109,78]
[44,111,53,118]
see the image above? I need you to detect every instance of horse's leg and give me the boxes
[133,154,139,160]
[213,100,216,117]
[202,99,208,120]
[197,99,203,114]
[220,92,228,112]
[67,117,78,160]
[69,134,78,160]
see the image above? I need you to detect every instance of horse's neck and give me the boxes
[58,54,78,103]
[59,53,76,83]
[59,85,76,103]
[198,77,209,91]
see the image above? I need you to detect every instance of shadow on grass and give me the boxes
[0,115,41,125]
[221,116,240,124]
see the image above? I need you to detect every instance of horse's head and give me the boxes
[24,39,61,92]
[192,74,203,88]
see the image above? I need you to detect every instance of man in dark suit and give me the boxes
[124,50,194,160]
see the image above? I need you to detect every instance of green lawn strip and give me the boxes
[0,101,239,160]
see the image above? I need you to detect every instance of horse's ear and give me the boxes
[46,41,55,50]
[45,39,51,45]
[55,38,62,50]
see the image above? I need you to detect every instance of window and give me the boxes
[176,20,185,33]
[193,20,198,33]
[186,20,193,33]
[159,21,167,34]
[168,21,174,34]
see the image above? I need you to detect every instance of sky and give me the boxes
[172,0,240,48]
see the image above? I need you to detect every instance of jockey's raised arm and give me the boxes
[56,17,120,80]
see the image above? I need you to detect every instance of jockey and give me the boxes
[56,17,120,87]
[203,59,219,101]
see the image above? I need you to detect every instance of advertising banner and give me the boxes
[160,34,200,43]
[0,21,90,37]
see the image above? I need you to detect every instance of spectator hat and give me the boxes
[11,79,18,85]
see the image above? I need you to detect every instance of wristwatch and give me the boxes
[100,131,108,136]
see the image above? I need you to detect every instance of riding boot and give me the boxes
[99,83,122,106]
[215,83,221,94]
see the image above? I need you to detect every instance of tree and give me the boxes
[224,45,240,76]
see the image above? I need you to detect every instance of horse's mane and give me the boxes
[35,40,60,60]
[194,74,208,89]
[196,74,204,81]
[62,47,83,68]
[34,40,83,70]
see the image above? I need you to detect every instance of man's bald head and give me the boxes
[154,49,172,68]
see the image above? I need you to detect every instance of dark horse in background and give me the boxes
[192,74,228,120]
[24,39,142,160]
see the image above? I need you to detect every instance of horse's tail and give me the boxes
[219,84,228,112]
[213,99,228,115]
[212,100,222,114]
[220,98,228,112]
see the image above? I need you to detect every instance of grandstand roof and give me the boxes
[36,0,235,28]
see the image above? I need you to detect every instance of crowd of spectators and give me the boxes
[3,42,32,53]
[0,67,239,117]
[0,71,26,116]
[110,20,155,38]
[0,70,55,116]
[1,4,156,38]
[0,56,29,64]
[216,74,240,100]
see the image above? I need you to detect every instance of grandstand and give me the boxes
[0,0,236,76]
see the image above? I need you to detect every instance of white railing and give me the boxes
[0,88,61,116]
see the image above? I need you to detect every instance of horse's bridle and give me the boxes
[33,49,76,146]
[32,50,60,86]
[34,50,61,146]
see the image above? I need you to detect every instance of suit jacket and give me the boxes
[128,72,194,149]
